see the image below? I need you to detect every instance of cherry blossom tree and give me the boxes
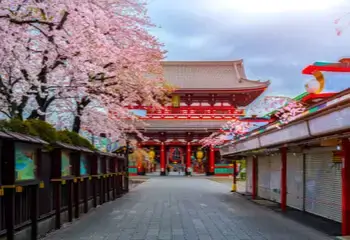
[0,0,171,139]
[274,100,306,125]
[221,119,252,135]
[200,119,255,147]
[200,132,227,147]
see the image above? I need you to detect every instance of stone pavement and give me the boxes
[42,177,333,240]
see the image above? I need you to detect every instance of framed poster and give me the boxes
[80,154,88,175]
[61,150,71,177]
[15,143,37,181]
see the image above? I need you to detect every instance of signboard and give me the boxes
[15,143,37,181]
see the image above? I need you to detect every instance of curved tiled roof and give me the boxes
[161,60,269,90]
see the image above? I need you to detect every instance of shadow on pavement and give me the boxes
[239,193,341,236]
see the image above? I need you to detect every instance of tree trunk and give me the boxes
[27,109,45,121]
[72,96,91,133]
[72,116,81,133]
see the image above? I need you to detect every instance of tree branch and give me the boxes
[0,15,55,26]
[56,11,69,30]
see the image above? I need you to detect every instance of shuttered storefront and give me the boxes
[246,156,253,193]
[287,153,304,210]
[258,156,271,200]
[270,155,281,203]
[305,151,342,222]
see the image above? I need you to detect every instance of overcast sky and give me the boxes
[148,0,350,97]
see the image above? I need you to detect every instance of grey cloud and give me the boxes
[149,1,350,97]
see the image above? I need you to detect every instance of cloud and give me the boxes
[148,0,350,97]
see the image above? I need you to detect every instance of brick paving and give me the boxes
[42,176,332,240]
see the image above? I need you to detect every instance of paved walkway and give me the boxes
[42,177,332,240]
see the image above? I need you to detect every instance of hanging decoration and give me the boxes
[305,70,325,94]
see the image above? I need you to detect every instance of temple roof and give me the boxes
[161,60,270,90]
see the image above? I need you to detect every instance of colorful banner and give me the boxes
[15,143,36,181]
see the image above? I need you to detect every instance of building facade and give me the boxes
[130,60,269,175]
[221,88,350,235]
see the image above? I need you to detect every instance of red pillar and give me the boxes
[342,138,350,236]
[186,142,191,175]
[280,147,287,212]
[252,156,258,199]
[160,142,166,176]
[207,145,215,176]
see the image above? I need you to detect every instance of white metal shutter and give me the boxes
[246,157,253,193]
[258,156,271,200]
[270,155,281,203]
[287,153,304,210]
[305,151,342,222]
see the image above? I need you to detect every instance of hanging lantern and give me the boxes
[148,147,155,161]
[172,95,181,107]
[196,148,204,160]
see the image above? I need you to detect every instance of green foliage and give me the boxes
[0,118,95,151]
[0,118,37,135]
[56,130,73,145]
[238,159,246,169]
[57,130,95,150]
[25,119,57,144]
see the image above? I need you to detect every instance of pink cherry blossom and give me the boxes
[0,0,170,139]
[275,100,306,124]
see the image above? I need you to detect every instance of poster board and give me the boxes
[61,150,71,177]
[80,153,88,175]
[15,143,37,181]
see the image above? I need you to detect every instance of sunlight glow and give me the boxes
[209,0,346,13]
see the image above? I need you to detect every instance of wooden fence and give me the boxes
[0,132,130,240]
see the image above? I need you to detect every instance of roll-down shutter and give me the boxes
[305,151,342,222]
[270,155,281,203]
[258,156,271,200]
[246,157,253,193]
[287,153,304,210]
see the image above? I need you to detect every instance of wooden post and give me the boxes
[31,147,42,240]
[91,154,98,208]
[111,157,116,200]
[99,155,104,205]
[124,142,130,192]
[67,181,73,222]
[51,148,62,229]
[2,140,15,240]
[30,185,38,240]
[71,151,80,219]
[81,153,89,214]
[116,159,122,198]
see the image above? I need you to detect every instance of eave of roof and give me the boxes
[161,60,244,66]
